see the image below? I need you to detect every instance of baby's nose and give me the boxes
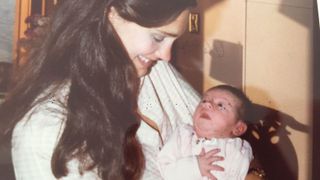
[203,101,213,109]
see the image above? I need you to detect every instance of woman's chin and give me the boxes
[137,66,154,77]
[137,70,149,77]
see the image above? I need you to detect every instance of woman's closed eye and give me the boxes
[152,34,165,42]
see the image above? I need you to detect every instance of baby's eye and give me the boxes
[201,99,208,103]
[217,103,227,111]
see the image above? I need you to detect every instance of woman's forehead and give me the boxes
[153,10,189,37]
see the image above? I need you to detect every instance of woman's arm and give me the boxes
[245,158,267,180]
[246,168,267,180]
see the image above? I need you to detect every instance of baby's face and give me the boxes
[193,89,242,138]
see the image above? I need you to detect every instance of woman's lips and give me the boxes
[138,55,154,68]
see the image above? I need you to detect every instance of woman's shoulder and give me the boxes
[12,85,68,156]
[16,83,68,130]
[13,99,65,142]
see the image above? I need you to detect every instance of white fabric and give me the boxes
[157,124,253,180]
[12,84,100,179]
[11,61,200,180]
[138,61,200,179]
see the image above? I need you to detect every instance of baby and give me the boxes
[158,85,253,180]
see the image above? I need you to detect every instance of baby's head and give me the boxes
[193,85,252,139]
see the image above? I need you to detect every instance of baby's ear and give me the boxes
[232,121,247,137]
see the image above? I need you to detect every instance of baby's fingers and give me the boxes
[208,164,224,172]
[199,148,206,156]
[205,148,221,158]
[203,171,217,180]
[207,155,224,164]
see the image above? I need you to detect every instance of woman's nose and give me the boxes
[156,43,172,61]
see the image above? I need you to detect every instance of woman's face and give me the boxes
[108,8,189,77]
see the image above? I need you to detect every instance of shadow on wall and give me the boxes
[206,37,310,180]
[242,103,310,180]
[312,3,320,180]
[279,0,312,28]
[173,0,225,93]
[278,1,314,179]
[209,39,243,88]
[173,31,204,93]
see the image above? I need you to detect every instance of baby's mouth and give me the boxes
[200,112,210,120]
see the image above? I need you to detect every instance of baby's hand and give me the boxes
[197,148,224,180]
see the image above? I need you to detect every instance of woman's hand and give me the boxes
[246,168,267,180]
[197,148,224,180]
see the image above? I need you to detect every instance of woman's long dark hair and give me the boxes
[0,0,196,179]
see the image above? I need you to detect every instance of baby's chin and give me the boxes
[194,124,231,139]
[193,114,213,124]
[194,125,215,138]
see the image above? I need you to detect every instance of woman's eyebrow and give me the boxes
[158,30,179,37]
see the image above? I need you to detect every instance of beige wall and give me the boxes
[175,0,314,179]
[246,0,313,179]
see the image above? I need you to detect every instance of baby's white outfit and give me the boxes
[157,124,253,180]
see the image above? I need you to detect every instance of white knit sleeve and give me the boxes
[138,62,200,180]
[138,61,200,142]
